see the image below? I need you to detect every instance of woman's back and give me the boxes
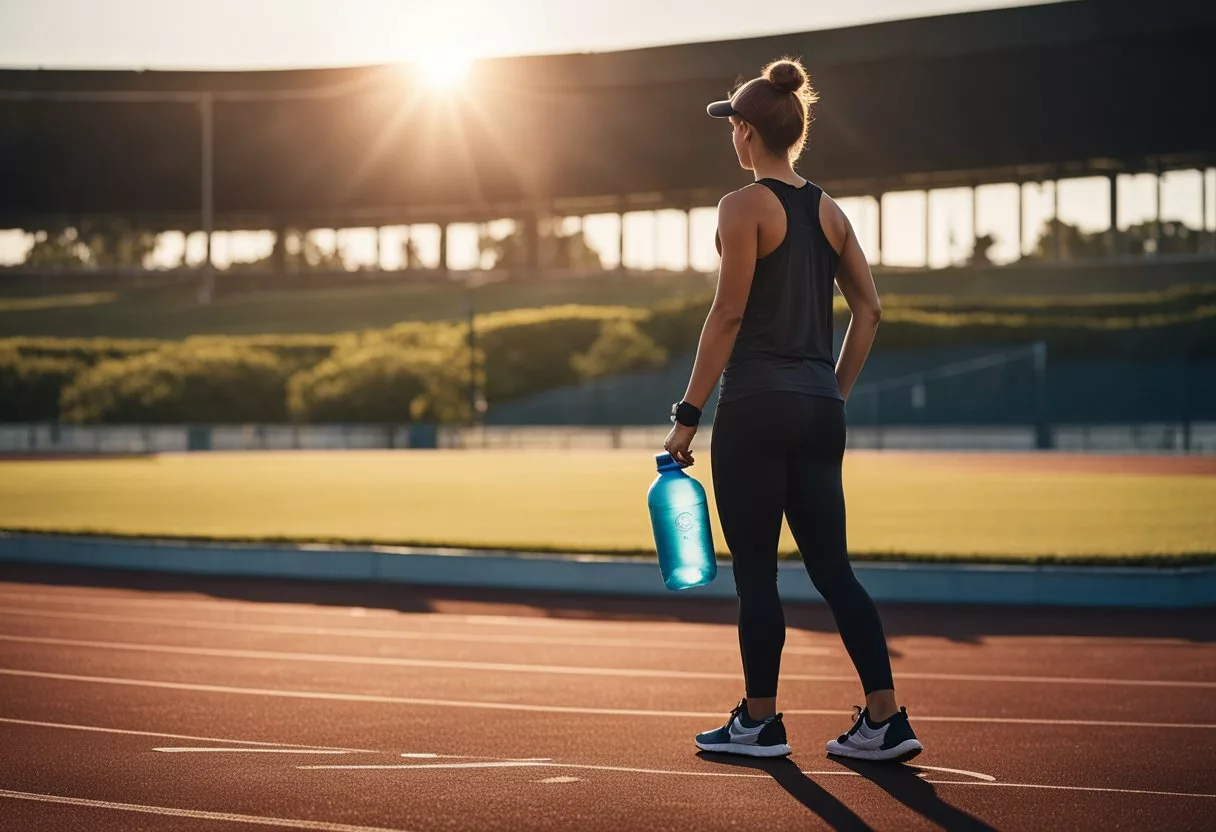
[718,178,841,406]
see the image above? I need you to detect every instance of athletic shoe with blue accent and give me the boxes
[695,698,792,757]
[826,705,923,762]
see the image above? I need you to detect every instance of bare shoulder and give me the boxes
[817,191,849,254]
[719,183,772,215]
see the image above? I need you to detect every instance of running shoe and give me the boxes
[695,698,792,757]
[825,705,923,762]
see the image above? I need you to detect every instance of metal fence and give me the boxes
[3,422,1214,455]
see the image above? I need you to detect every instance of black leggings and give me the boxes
[711,391,894,699]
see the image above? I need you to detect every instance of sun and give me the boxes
[415,51,472,89]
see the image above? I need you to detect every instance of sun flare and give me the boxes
[415,51,472,88]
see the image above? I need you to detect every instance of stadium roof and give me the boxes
[1,0,1214,229]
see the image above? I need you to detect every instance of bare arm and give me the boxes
[663,188,758,466]
[821,195,881,400]
[682,189,758,410]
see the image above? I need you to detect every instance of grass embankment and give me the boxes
[0,275,714,339]
[2,451,1212,566]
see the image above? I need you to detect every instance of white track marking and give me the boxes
[827,713,1216,731]
[395,754,552,762]
[913,781,1216,800]
[0,716,378,752]
[299,762,1216,800]
[302,762,800,777]
[153,747,351,754]
[2,630,1210,690]
[0,606,827,656]
[0,633,836,681]
[334,761,552,771]
[2,589,1200,648]
[0,788,414,831]
[912,766,995,782]
[539,777,581,783]
[308,759,996,781]
[2,669,1212,729]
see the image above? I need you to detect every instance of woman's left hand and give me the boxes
[664,423,698,467]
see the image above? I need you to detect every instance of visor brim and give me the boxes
[706,100,738,118]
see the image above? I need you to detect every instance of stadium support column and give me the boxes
[1108,173,1119,257]
[970,184,978,266]
[685,208,694,272]
[616,209,626,271]
[199,91,215,304]
[1203,166,1212,255]
[923,190,931,268]
[1153,166,1163,255]
[270,223,286,274]
[1016,182,1024,260]
[523,211,541,273]
[439,223,449,273]
[1052,177,1062,261]
[874,194,883,265]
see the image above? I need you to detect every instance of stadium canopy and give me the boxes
[1,0,1214,232]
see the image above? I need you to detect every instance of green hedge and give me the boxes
[288,341,471,423]
[2,290,1212,424]
[60,343,292,424]
[0,348,85,421]
[572,319,668,381]
[474,305,646,402]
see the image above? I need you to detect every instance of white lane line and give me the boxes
[5,590,1204,650]
[917,781,1216,800]
[0,788,414,831]
[2,668,1211,730]
[0,633,831,682]
[301,762,802,777]
[0,606,828,656]
[0,716,378,752]
[2,631,1211,691]
[5,589,1199,647]
[304,761,994,781]
[334,762,552,771]
[538,777,581,783]
[912,766,995,782]
[834,713,1215,731]
[297,762,1216,800]
[153,748,351,754]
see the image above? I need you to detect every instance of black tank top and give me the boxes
[718,178,842,405]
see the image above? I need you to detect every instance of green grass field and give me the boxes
[3,451,1212,565]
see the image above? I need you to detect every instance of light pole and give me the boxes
[198,92,215,303]
[466,278,486,426]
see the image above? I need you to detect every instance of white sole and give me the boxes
[825,738,924,762]
[695,740,792,758]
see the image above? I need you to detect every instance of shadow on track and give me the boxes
[3,563,1212,644]
[695,751,875,831]
[831,757,999,832]
[697,752,999,832]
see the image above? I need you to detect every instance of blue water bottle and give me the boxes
[648,452,717,590]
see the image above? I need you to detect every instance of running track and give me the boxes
[0,565,1213,831]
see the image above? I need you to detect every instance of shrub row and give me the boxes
[3,294,1212,424]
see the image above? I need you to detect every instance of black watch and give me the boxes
[670,400,702,428]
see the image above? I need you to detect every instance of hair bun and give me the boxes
[765,59,807,93]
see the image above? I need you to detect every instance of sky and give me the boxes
[1,0,1211,270]
[0,0,1062,70]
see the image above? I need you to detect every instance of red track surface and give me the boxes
[0,565,1213,831]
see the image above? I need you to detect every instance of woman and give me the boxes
[663,58,921,762]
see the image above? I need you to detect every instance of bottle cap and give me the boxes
[655,452,686,471]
